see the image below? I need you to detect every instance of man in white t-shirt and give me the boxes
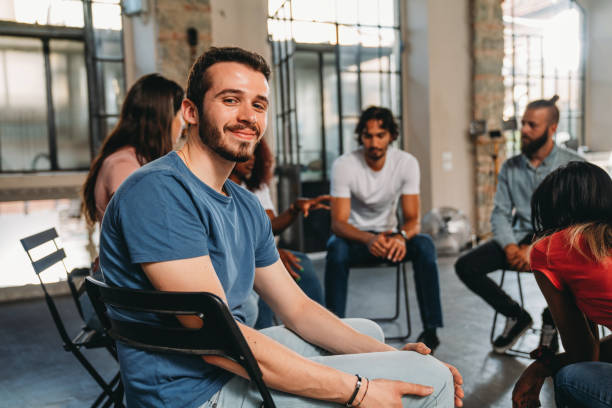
[326,106,444,350]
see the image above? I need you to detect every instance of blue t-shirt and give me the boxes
[99,151,278,408]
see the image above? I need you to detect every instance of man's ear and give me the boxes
[548,122,558,137]
[182,99,199,126]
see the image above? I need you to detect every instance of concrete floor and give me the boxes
[0,253,556,407]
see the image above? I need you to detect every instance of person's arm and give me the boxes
[490,164,517,248]
[330,197,391,258]
[142,256,438,406]
[384,194,420,263]
[269,195,331,235]
[512,271,600,408]
[255,258,464,406]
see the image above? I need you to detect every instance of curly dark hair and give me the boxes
[355,106,399,145]
[81,73,184,225]
[246,138,274,191]
[186,47,271,118]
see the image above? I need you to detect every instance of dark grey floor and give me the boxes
[0,254,555,407]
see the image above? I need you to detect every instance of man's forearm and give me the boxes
[284,298,395,355]
[331,219,374,245]
[212,322,360,403]
[270,209,297,235]
[400,219,420,241]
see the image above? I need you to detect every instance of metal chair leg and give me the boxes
[371,263,411,341]
[490,269,534,357]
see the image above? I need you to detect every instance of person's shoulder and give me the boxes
[114,153,181,198]
[226,179,261,204]
[555,146,584,162]
[503,153,524,168]
[390,147,418,164]
[333,149,364,170]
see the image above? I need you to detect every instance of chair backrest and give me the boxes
[20,228,87,342]
[85,277,276,408]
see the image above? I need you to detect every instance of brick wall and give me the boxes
[155,0,212,86]
[471,0,505,238]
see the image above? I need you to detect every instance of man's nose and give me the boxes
[237,105,256,124]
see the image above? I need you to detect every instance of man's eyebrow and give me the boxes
[214,89,244,98]
[214,89,269,104]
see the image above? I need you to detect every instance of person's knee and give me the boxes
[454,252,473,283]
[342,318,384,342]
[326,235,350,264]
[411,234,437,260]
[401,354,454,407]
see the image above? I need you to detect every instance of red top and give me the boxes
[530,228,612,329]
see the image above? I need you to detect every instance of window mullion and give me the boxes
[42,39,59,171]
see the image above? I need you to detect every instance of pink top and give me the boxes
[530,228,612,329]
[94,146,141,222]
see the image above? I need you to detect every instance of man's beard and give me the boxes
[198,111,259,163]
[520,127,549,157]
[366,147,385,161]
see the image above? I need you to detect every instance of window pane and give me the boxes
[340,72,359,116]
[50,39,90,169]
[295,52,322,182]
[336,0,358,25]
[361,72,381,108]
[358,0,379,26]
[0,0,84,27]
[292,0,335,22]
[97,61,125,115]
[92,2,122,30]
[323,52,340,178]
[342,117,358,154]
[378,0,398,26]
[94,28,122,58]
[0,37,50,171]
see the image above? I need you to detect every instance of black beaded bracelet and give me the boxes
[345,374,362,407]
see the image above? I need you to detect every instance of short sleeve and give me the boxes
[253,200,279,268]
[330,157,352,198]
[117,174,209,264]
[529,238,563,290]
[400,154,420,195]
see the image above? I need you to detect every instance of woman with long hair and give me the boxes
[512,161,612,408]
[81,73,184,225]
[230,138,329,329]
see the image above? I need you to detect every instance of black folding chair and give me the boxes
[20,228,123,407]
[351,260,412,341]
[85,277,276,408]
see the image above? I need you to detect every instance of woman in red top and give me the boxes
[512,161,612,408]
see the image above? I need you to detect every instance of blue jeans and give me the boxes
[554,362,612,408]
[199,319,454,407]
[325,233,443,329]
[255,250,324,329]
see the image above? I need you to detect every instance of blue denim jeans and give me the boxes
[199,319,453,407]
[255,250,324,329]
[554,362,612,408]
[325,233,443,329]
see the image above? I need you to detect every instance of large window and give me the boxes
[0,0,125,172]
[268,0,402,182]
[502,0,585,154]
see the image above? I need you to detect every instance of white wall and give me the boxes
[581,0,612,152]
[209,0,271,63]
[403,0,474,224]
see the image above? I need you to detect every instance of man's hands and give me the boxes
[512,361,548,408]
[278,248,302,281]
[293,194,331,217]
[504,243,531,272]
[366,231,406,262]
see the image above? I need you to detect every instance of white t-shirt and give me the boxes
[330,146,420,232]
[251,183,275,214]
